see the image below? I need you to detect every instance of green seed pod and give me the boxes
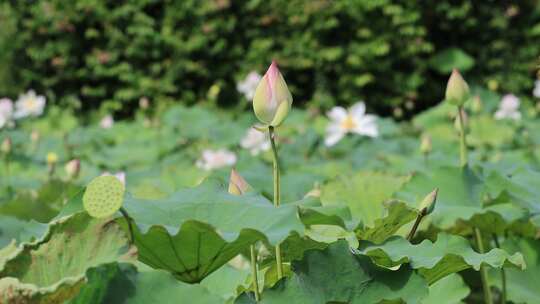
[83,175,125,218]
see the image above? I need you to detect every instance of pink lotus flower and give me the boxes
[252,61,293,127]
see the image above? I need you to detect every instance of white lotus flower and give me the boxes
[534,80,540,98]
[196,149,237,171]
[237,71,262,100]
[100,115,114,129]
[0,98,14,129]
[324,102,378,147]
[14,90,46,119]
[240,128,270,156]
[102,171,126,186]
[494,94,521,120]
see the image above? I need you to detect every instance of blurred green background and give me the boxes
[0,0,539,117]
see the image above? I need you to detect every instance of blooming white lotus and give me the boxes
[494,94,521,120]
[240,128,270,156]
[100,115,114,129]
[534,80,540,99]
[0,98,13,129]
[14,90,46,119]
[237,71,262,101]
[196,149,237,171]
[324,102,378,147]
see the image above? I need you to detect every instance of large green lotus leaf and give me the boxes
[68,263,223,304]
[0,215,48,248]
[421,273,470,304]
[0,212,136,304]
[321,171,406,227]
[120,181,341,283]
[356,233,525,284]
[395,166,484,229]
[357,200,418,243]
[236,241,429,304]
[491,238,540,304]
[428,47,475,74]
[485,168,540,215]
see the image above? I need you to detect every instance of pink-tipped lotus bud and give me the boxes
[65,159,81,179]
[1,137,12,155]
[445,69,470,107]
[252,61,293,127]
[228,169,251,195]
[419,188,438,215]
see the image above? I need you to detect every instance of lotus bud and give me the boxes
[419,134,432,155]
[65,159,81,180]
[1,137,12,155]
[31,130,40,143]
[445,69,470,107]
[252,61,293,127]
[228,169,251,195]
[471,96,482,113]
[418,188,438,216]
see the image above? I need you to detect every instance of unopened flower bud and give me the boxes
[420,134,432,155]
[252,61,293,127]
[471,96,482,113]
[47,152,58,165]
[454,109,468,132]
[31,130,40,143]
[65,159,81,180]
[228,169,251,195]
[419,188,438,215]
[1,137,12,155]
[139,97,150,110]
[445,69,470,107]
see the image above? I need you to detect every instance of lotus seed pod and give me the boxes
[419,188,438,215]
[445,69,470,107]
[228,169,251,195]
[83,175,125,218]
[252,61,293,127]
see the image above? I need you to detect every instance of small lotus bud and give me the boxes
[139,97,150,109]
[393,107,403,119]
[1,137,12,155]
[445,69,470,107]
[419,134,432,155]
[252,61,293,127]
[31,130,40,143]
[419,188,438,215]
[65,159,81,179]
[471,96,482,113]
[228,169,251,195]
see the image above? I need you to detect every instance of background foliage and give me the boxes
[0,0,539,116]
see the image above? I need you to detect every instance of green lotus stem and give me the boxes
[492,234,507,304]
[474,228,493,304]
[457,106,468,167]
[269,126,283,279]
[407,213,424,241]
[119,207,135,244]
[250,244,260,302]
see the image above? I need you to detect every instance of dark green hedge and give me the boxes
[0,0,539,116]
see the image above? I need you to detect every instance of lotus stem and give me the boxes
[474,228,493,304]
[250,244,260,302]
[457,106,468,168]
[407,213,424,241]
[269,126,283,279]
[492,234,507,304]
[119,207,134,244]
